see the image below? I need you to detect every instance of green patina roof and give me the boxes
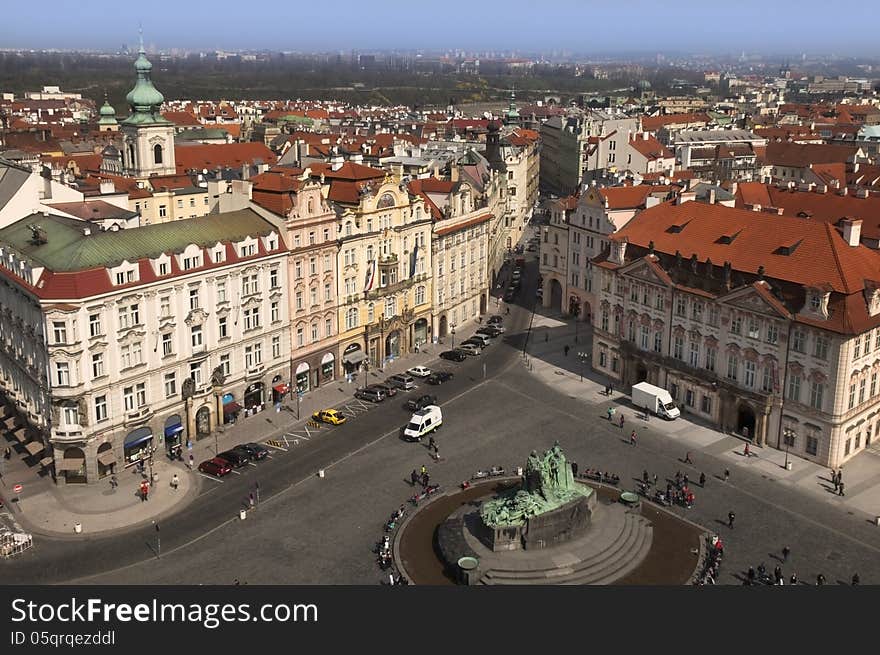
[122,44,171,125]
[0,209,279,272]
[278,114,314,126]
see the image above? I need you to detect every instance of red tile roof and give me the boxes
[599,185,672,210]
[173,142,276,173]
[628,135,674,160]
[764,142,859,169]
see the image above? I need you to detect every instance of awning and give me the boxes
[97,450,116,466]
[24,441,44,456]
[56,457,85,471]
[39,456,54,468]
[273,383,289,394]
[223,401,242,414]
[3,416,16,429]
[343,351,367,365]
[164,424,184,437]
[124,427,152,449]
[14,430,28,443]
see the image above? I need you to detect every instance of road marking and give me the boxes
[248,463,258,468]
[198,473,223,484]
[263,443,287,452]
[229,470,242,475]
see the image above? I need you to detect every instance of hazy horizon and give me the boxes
[1,1,876,57]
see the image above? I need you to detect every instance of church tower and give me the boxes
[120,33,175,178]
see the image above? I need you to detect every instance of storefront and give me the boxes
[244,382,264,409]
[195,405,212,438]
[123,427,153,467]
[321,352,335,382]
[222,393,242,425]
[295,362,310,393]
[57,447,87,484]
[342,343,366,373]
[96,442,116,478]
[413,318,429,348]
[385,330,400,360]
[272,375,289,404]
[164,414,184,457]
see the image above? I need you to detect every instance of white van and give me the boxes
[403,406,443,441]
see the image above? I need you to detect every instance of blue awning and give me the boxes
[164,424,184,437]
[124,427,153,449]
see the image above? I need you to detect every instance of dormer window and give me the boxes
[212,247,225,264]
[809,295,821,311]
[183,255,201,270]
[159,262,169,276]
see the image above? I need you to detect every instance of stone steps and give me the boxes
[480,511,652,585]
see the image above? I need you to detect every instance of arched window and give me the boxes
[153,144,163,164]
[307,197,314,214]
[127,144,135,167]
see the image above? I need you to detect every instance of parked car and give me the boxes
[405,394,438,412]
[464,334,491,348]
[457,343,482,356]
[426,371,454,385]
[237,442,269,461]
[479,324,505,334]
[312,409,348,425]
[503,289,516,302]
[487,315,504,325]
[407,365,432,378]
[354,387,385,402]
[369,382,397,397]
[526,244,537,252]
[439,349,467,362]
[216,449,249,468]
[198,457,232,477]
[386,374,415,390]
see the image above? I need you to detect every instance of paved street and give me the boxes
[2,251,880,585]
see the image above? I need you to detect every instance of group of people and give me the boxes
[410,465,430,488]
[832,469,845,496]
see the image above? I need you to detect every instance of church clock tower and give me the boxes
[120,33,176,178]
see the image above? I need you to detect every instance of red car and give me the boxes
[198,457,232,477]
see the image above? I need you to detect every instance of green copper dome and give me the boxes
[121,40,171,125]
[99,97,116,117]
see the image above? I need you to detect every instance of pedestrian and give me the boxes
[728,511,735,529]
[607,407,614,421]
[684,452,693,464]
[630,430,637,446]
[571,461,578,478]
[747,566,755,584]
[652,474,658,486]
[852,573,860,586]
[644,405,650,422]
[675,471,682,485]
[171,474,179,491]
[433,446,440,461]
[642,469,649,484]
[3,446,10,459]
[545,332,549,343]
[833,473,839,492]
[506,306,510,315]
[188,453,194,470]
[774,565,783,584]
[410,469,419,486]
[249,492,255,508]
[564,345,570,356]
[699,472,706,487]
[790,572,798,585]
[422,472,430,487]
[428,436,436,452]
[838,481,845,497]
[723,468,730,482]
[744,442,750,457]
[110,474,118,490]
[683,473,689,488]
[816,573,826,586]
[619,413,625,429]
[605,383,610,396]
[782,546,790,561]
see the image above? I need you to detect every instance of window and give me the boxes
[675,297,686,317]
[707,305,719,326]
[157,295,170,318]
[640,326,650,350]
[189,287,200,311]
[744,360,756,387]
[159,205,167,218]
[162,332,173,356]
[310,287,317,306]
[270,268,279,289]
[219,354,230,377]
[346,308,359,330]
[689,341,699,367]
[655,294,665,311]
[872,372,877,398]
[727,354,738,381]
[123,386,135,411]
[788,374,801,402]
[296,325,304,347]
[731,315,742,335]
[692,302,703,321]
[94,395,108,423]
[177,199,183,209]
[218,316,228,339]
[747,319,760,340]
[242,274,259,296]
[865,333,872,355]
[849,384,856,409]
[183,255,201,270]
[245,343,262,369]
[191,325,203,349]
[213,249,223,264]
[53,322,67,343]
[630,285,639,303]
[673,336,684,360]
[809,295,821,311]
[153,143,163,164]
[164,372,177,398]
[295,291,303,310]
[766,324,778,345]
[792,330,805,353]
[311,323,318,342]
[91,352,104,378]
[701,395,712,414]
[599,350,607,368]
[385,296,396,318]
[653,330,663,353]
[809,381,824,410]
[859,378,866,404]
[761,366,773,393]
[875,329,880,351]
[272,335,281,359]
[628,321,636,342]
[189,362,202,386]
[216,281,226,303]
[814,335,829,360]
[55,361,70,386]
[89,313,102,338]
[271,301,280,323]
[601,310,609,332]
[118,304,139,329]
[324,282,332,302]
[243,308,261,331]
[806,435,819,456]
[705,347,716,372]
[310,258,317,275]
[685,389,695,408]
[325,318,332,336]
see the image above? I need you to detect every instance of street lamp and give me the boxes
[451,324,457,349]
[578,351,589,382]
[783,427,795,470]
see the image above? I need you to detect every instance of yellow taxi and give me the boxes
[312,409,347,425]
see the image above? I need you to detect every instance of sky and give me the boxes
[0,0,875,56]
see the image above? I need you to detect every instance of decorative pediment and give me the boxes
[184,308,208,327]
[269,289,284,301]
[719,284,789,319]
[742,348,759,361]
[789,361,805,375]
[622,258,671,287]
[704,335,719,347]
[809,369,827,383]
[653,318,665,330]
[241,296,261,310]
[118,329,145,346]
[216,306,231,319]
[87,340,108,352]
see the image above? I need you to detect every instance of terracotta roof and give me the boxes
[613,200,880,295]
[162,111,201,126]
[599,185,671,210]
[764,142,859,169]
[628,135,674,160]
[44,200,138,222]
[434,212,493,237]
[321,161,386,181]
[173,142,276,174]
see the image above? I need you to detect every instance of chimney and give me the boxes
[856,188,869,198]
[99,180,115,195]
[330,147,344,171]
[842,218,862,247]
[751,204,761,212]
[82,227,91,236]
[839,186,848,196]
[709,188,716,205]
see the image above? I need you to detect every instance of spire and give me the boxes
[122,30,170,125]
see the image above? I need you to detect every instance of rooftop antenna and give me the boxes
[138,23,144,53]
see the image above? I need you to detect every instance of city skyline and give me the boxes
[1,1,878,57]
